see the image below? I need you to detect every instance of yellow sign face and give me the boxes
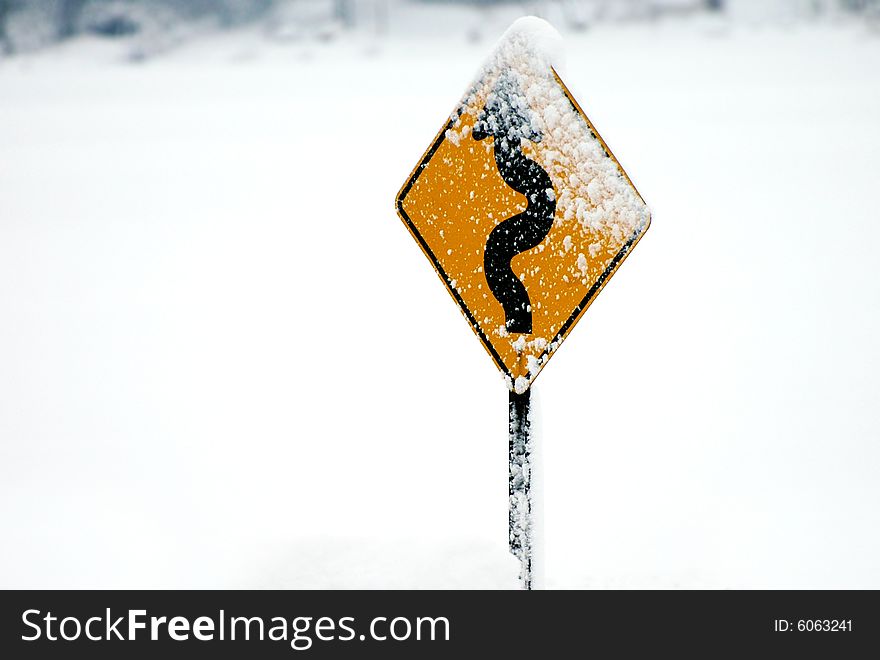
[396,19,650,392]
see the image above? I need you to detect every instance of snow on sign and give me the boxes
[396,17,650,392]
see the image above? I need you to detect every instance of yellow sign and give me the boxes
[396,19,650,392]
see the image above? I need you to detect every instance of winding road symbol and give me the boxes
[473,75,556,335]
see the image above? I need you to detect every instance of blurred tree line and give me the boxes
[0,0,878,56]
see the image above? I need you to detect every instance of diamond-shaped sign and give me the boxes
[396,18,650,392]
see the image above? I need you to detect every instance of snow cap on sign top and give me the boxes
[491,16,566,75]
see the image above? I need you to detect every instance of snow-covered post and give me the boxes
[509,388,543,589]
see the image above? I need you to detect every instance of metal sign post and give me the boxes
[509,388,543,590]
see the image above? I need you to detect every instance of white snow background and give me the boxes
[1,4,879,588]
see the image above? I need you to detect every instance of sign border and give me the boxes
[396,68,651,385]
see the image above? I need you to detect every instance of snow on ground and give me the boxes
[1,8,879,588]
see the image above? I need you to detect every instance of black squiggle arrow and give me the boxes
[473,76,556,335]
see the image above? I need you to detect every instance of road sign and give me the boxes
[396,18,650,393]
